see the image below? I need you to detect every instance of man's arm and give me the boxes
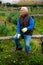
[16,19,21,34]
[27,16,34,30]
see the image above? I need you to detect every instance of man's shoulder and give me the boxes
[30,16,34,19]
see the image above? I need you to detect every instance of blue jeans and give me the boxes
[13,34,31,53]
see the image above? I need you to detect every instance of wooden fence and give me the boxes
[0,35,43,40]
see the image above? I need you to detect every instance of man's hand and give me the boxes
[21,27,27,33]
[17,34,21,39]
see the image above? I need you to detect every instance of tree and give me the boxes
[0,1,2,8]
[0,1,2,4]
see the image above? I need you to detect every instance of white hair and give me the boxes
[20,7,28,13]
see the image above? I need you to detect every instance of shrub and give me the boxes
[0,24,11,36]
[7,11,20,25]
[0,12,5,16]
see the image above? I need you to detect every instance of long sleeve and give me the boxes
[16,19,21,34]
[27,16,34,30]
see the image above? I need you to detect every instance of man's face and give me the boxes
[20,8,26,16]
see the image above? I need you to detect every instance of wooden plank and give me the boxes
[0,35,43,40]
[32,35,43,39]
[30,14,43,17]
[0,36,13,40]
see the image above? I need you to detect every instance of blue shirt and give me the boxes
[17,16,34,34]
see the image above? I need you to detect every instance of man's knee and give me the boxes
[13,34,18,41]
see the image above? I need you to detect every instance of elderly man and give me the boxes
[14,7,34,53]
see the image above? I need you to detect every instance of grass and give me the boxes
[0,40,42,65]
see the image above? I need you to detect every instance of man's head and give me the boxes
[20,7,28,16]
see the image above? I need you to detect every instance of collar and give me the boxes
[21,14,28,18]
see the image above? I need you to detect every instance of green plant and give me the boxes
[0,12,5,16]
[0,24,11,36]
[7,11,19,25]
